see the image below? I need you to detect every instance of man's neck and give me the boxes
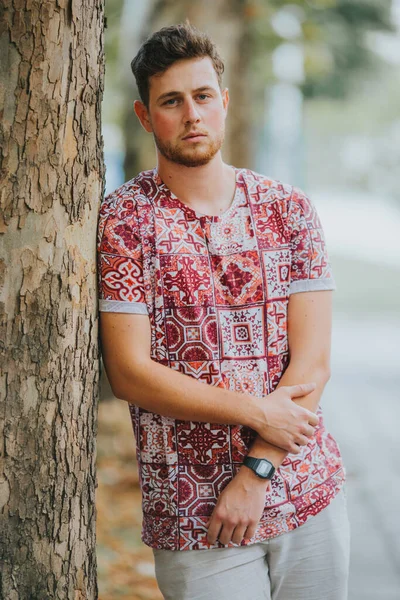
[156,155,236,216]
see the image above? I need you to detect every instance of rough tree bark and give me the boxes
[0,1,104,598]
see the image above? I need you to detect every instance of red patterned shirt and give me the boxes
[97,166,346,551]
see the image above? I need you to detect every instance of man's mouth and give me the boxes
[182,132,207,140]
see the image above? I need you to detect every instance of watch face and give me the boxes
[256,460,271,477]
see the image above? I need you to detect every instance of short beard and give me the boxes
[153,130,225,167]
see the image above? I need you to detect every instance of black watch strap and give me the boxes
[243,456,261,471]
[243,456,276,479]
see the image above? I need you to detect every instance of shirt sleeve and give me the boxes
[288,186,336,295]
[97,191,148,315]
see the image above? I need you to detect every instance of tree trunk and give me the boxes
[0,1,104,598]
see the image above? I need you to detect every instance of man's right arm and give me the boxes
[100,312,318,454]
[99,312,319,454]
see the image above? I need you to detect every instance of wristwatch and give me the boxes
[242,456,276,480]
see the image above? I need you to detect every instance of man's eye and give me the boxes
[198,94,209,100]
[164,98,178,106]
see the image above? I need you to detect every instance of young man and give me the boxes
[97,22,350,600]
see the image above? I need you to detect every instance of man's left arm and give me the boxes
[207,289,333,546]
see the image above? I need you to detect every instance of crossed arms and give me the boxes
[100,289,333,545]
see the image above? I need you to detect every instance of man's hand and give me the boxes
[207,468,269,546]
[252,382,319,454]
[206,383,321,546]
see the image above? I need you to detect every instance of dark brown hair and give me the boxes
[131,22,225,108]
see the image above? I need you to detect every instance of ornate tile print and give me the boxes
[165,306,219,361]
[262,249,291,300]
[141,464,178,517]
[220,358,269,398]
[139,412,177,465]
[160,254,213,307]
[230,425,258,463]
[155,207,207,255]
[211,251,264,306]
[178,465,233,517]
[176,422,230,465]
[266,300,289,356]
[218,306,266,359]
[97,166,344,551]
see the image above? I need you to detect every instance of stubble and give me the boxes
[153,130,225,167]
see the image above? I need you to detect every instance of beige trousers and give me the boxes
[153,488,351,600]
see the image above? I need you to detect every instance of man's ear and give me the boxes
[222,88,229,114]
[134,100,153,133]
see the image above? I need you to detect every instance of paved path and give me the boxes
[322,313,400,600]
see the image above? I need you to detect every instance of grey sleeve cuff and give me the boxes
[289,277,337,295]
[98,300,149,314]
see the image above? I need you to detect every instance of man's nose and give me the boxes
[183,98,201,123]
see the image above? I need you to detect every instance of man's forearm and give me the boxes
[112,357,316,451]
[240,363,330,471]
[114,357,265,430]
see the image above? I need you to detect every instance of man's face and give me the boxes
[137,57,229,167]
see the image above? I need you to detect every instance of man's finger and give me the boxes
[218,523,235,546]
[231,524,248,546]
[207,516,222,545]
[302,424,316,438]
[243,521,260,541]
[290,443,301,455]
[306,411,319,427]
[288,382,316,398]
[295,434,310,447]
